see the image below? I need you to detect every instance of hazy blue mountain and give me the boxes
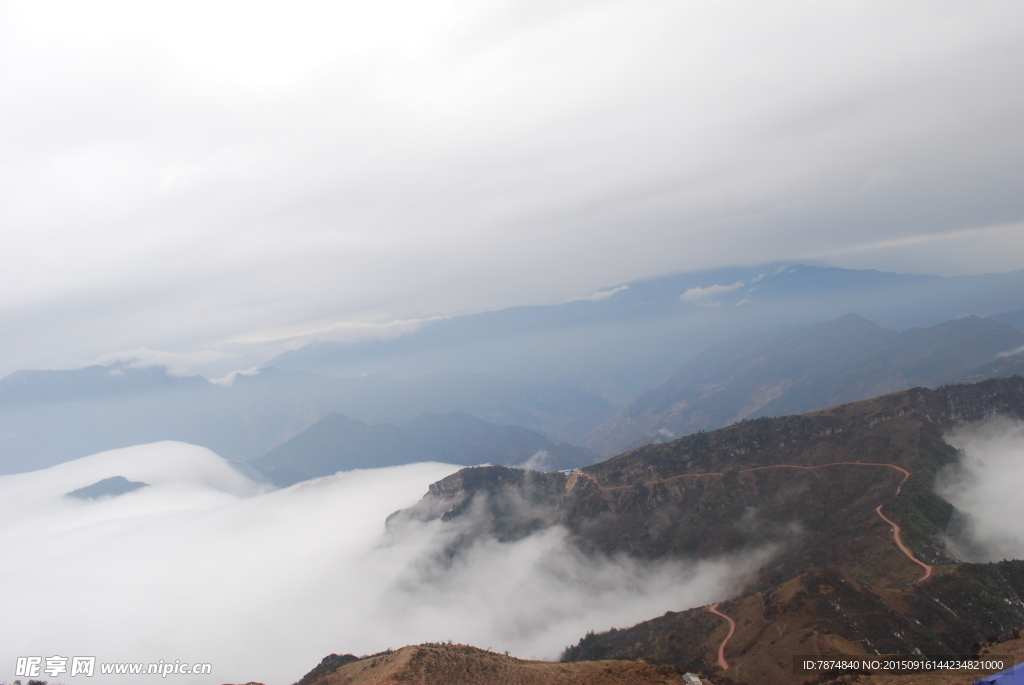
[65,476,148,500]
[268,264,1024,403]
[0,365,210,405]
[957,346,1024,383]
[583,313,1024,455]
[250,411,599,486]
[0,366,612,475]
[990,307,1024,331]
[8,264,1024,476]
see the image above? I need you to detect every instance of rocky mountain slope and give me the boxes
[562,562,1024,685]
[583,314,1024,456]
[384,377,1024,685]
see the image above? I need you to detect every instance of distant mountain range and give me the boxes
[5,264,1024,479]
[990,307,1024,331]
[0,367,612,475]
[4,311,1024,478]
[269,264,1024,403]
[250,411,598,486]
[583,313,1024,456]
[389,377,1024,685]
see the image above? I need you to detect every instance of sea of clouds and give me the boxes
[1,442,771,685]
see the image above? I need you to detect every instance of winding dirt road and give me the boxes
[707,603,736,670]
[572,460,931,670]
[875,504,933,582]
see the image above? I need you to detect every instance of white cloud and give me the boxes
[807,222,1024,277]
[0,442,771,684]
[679,281,746,307]
[562,284,629,303]
[996,344,1024,359]
[935,417,1024,562]
[208,366,262,387]
[520,450,551,470]
[219,315,448,347]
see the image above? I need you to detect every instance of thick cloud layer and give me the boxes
[936,417,1024,562]
[0,442,771,685]
[1,1,1023,376]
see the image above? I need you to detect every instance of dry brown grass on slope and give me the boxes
[304,643,688,685]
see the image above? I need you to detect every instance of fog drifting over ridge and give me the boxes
[937,417,1024,562]
[0,442,772,685]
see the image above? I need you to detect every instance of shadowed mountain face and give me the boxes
[389,377,1024,685]
[250,411,599,486]
[583,314,1024,456]
[0,366,612,475]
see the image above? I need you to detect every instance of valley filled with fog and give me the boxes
[0,442,771,685]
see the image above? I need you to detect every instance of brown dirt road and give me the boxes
[707,603,736,670]
[874,504,934,582]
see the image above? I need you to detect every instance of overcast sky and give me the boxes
[2,0,1023,376]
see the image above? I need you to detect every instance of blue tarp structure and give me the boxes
[975,662,1023,685]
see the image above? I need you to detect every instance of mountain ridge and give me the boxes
[0,366,612,475]
[384,377,1024,685]
[269,264,1024,403]
[583,313,1024,456]
[291,643,688,685]
[250,411,599,486]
